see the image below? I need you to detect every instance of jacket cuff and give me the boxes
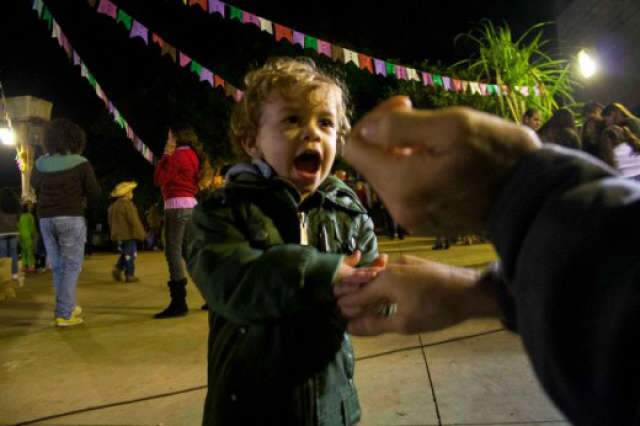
[304,252,343,304]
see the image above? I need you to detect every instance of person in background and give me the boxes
[538,107,578,146]
[521,107,542,132]
[144,202,163,251]
[31,118,100,327]
[582,101,603,121]
[0,188,20,281]
[18,201,37,273]
[602,102,640,138]
[153,124,211,319]
[337,95,640,426]
[108,181,146,283]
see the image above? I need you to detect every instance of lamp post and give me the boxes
[2,96,52,202]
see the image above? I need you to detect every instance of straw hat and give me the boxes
[110,181,137,198]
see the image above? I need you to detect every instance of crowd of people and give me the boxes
[1,54,639,425]
[523,101,640,179]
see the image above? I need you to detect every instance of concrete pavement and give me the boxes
[0,237,566,426]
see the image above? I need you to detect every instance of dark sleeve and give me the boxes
[487,145,640,425]
[82,162,101,207]
[184,200,343,325]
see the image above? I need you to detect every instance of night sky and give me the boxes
[0,0,555,190]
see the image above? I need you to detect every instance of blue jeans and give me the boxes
[0,236,18,275]
[115,240,137,277]
[164,208,192,281]
[40,217,86,319]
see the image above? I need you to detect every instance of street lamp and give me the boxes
[578,49,598,79]
[0,126,16,146]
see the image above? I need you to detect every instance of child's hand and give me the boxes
[333,252,388,297]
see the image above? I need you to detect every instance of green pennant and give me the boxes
[190,60,202,76]
[487,84,497,95]
[116,9,133,31]
[304,35,318,50]
[86,72,97,88]
[42,6,53,29]
[229,6,242,21]
[385,62,396,76]
[115,114,126,129]
[432,74,443,87]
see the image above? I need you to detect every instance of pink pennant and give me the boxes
[395,66,408,80]
[97,0,117,19]
[179,52,191,67]
[479,83,487,96]
[242,11,260,27]
[452,79,462,92]
[317,40,332,57]
[421,72,433,86]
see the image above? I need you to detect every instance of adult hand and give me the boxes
[337,255,500,336]
[343,97,541,235]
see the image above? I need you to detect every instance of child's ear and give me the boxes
[240,138,261,158]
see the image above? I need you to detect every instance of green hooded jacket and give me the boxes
[185,161,378,426]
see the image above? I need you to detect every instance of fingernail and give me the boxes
[360,120,378,140]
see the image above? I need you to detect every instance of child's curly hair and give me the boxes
[229,57,351,159]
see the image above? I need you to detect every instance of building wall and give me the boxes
[556,0,640,110]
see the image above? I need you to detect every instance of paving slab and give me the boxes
[355,348,438,426]
[425,331,566,425]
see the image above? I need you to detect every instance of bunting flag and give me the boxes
[130,20,149,44]
[34,1,156,164]
[85,0,244,103]
[97,0,117,19]
[175,0,538,97]
[116,9,132,30]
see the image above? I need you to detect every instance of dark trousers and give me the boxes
[115,240,137,277]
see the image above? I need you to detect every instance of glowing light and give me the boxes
[578,49,598,79]
[0,127,16,146]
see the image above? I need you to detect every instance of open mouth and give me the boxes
[293,151,322,176]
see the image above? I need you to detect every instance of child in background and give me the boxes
[185,58,385,425]
[18,202,37,273]
[0,188,20,281]
[108,181,145,283]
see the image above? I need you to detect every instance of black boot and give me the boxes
[154,279,189,319]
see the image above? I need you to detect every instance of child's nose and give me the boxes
[301,121,321,142]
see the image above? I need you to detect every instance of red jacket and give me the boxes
[154,146,200,200]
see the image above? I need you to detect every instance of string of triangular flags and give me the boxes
[176,0,543,98]
[31,0,156,164]
[90,0,244,102]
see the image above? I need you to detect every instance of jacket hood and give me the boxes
[35,154,88,173]
[225,160,367,214]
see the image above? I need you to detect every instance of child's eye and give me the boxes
[284,115,299,125]
[319,118,335,128]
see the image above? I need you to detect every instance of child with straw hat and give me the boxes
[108,181,145,283]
